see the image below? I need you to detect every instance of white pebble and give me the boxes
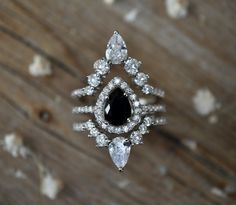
[103,0,115,5]
[15,170,27,179]
[29,55,52,77]
[159,165,168,176]
[211,187,227,198]
[192,88,217,116]
[117,179,130,189]
[182,139,197,151]
[124,8,140,23]
[165,0,189,19]
[40,173,63,200]
[3,133,30,158]
[208,114,218,124]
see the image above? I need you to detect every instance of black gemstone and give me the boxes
[104,88,132,126]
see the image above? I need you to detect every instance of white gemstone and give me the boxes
[130,131,143,145]
[142,84,153,94]
[124,58,140,75]
[89,128,99,137]
[143,116,154,126]
[105,31,128,64]
[94,59,110,75]
[139,124,148,134]
[88,74,101,87]
[134,73,148,86]
[96,134,110,147]
[108,137,131,170]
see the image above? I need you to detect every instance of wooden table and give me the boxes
[0,0,235,204]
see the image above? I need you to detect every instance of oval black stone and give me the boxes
[104,88,132,126]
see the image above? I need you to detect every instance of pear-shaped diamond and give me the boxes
[105,31,128,64]
[109,137,131,170]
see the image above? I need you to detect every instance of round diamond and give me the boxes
[144,116,154,126]
[130,131,143,145]
[94,59,110,75]
[139,124,148,134]
[142,84,153,94]
[134,73,148,87]
[88,74,101,87]
[89,128,99,137]
[124,58,140,75]
[96,134,110,147]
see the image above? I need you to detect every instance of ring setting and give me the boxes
[72,31,166,171]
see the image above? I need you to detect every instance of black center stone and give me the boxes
[104,88,132,126]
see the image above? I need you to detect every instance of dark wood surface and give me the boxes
[0,0,236,204]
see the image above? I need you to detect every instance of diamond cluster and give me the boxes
[72,31,166,170]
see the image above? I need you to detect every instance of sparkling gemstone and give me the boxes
[105,31,128,64]
[130,131,143,145]
[94,59,110,75]
[124,58,140,75]
[142,84,153,94]
[134,73,148,87]
[104,88,132,126]
[96,134,110,147]
[108,137,131,170]
[87,74,101,87]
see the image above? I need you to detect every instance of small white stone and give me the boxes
[165,0,189,19]
[106,31,128,64]
[211,187,227,198]
[182,139,197,151]
[109,137,131,170]
[130,131,143,145]
[94,59,110,75]
[208,114,218,124]
[134,73,148,87]
[124,58,140,75]
[96,134,110,147]
[14,170,27,179]
[29,55,52,77]
[192,88,217,116]
[87,74,101,87]
[124,8,140,23]
[103,0,115,5]
[3,133,30,158]
[40,173,63,200]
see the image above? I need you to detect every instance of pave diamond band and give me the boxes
[72,31,166,171]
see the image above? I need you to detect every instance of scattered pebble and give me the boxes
[103,0,115,5]
[211,187,227,198]
[165,0,189,19]
[192,88,218,116]
[3,133,30,158]
[124,8,140,23]
[159,165,168,176]
[40,173,63,200]
[208,114,218,124]
[29,55,52,77]
[2,132,63,200]
[117,179,130,189]
[182,139,197,151]
[14,169,27,179]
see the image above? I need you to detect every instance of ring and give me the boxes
[72,31,166,171]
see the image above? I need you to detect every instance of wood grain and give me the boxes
[0,0,235,204]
